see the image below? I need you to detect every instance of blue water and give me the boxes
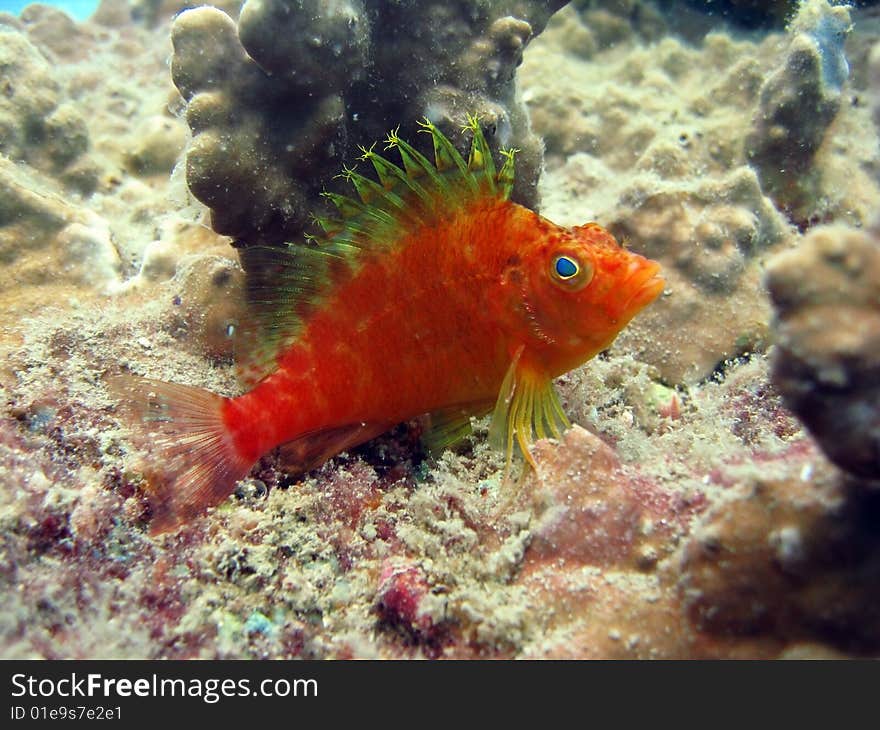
[0,0,98,20]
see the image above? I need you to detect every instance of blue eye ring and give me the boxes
[553,255,580,280]
[550,252,594,291]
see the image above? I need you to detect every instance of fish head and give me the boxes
[518,221,664,372]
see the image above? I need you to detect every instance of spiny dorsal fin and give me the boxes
[235,116,518,388]
[326,115,517,246]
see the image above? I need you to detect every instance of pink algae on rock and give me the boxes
[374,562,452,656]
[524,426,687,571]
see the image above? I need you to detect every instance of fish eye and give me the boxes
[554,256,579,279]
[550,253,593,290]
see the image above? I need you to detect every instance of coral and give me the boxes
[0,158,122,294]
[608,167,792,383]
[92,0,137,28]
[567,0,756,46]
[872,41,880,131]
[128,0,243,27]
[0,26,90,180]
[123,115,188,177]
[17,3,97,61]
[680,465,880,652]
[4,0,880,663]
[569,0,670,45]
[0,4,244,317]
[744,0,852,221]
[765,224,880,480]
[679,0,798,28]
[523,25,800,383]
[521,1,880,384]
[169,0,565,246]
[574,1,839,36]
[0,9,213,302]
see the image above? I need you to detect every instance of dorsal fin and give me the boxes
[235,115,519,388]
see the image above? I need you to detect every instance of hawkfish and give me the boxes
[115,117,664,533]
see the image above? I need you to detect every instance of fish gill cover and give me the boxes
[1,0,880,660]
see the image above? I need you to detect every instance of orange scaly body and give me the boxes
[229,199,526,462]
[117,119,663,533]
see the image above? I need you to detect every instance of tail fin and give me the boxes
[110,375,254,534]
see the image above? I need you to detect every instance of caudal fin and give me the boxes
[110,375,253,534]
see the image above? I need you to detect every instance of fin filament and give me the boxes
[488,349,571,472]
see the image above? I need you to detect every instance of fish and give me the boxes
[114,116,664,533]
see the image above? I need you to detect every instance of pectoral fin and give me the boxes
[422,401,493,457]
[488,347,570,470]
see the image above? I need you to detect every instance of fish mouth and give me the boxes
[622,260,665,313]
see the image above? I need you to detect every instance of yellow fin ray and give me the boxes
[488,349,571,471]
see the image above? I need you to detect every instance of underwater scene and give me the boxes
[1,0,879,660]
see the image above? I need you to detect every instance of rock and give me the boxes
[57,215,123,289]
[167,255,245,362]
[524,425,681,571]
[0,158,122,292]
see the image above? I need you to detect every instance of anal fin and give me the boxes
[278,422,394,474]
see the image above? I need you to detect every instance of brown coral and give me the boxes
[169,0,566,247]
[766,225,880,480]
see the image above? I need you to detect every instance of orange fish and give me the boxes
[115,116,663,533]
